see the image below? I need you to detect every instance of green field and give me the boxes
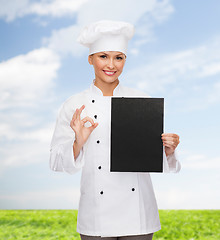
[0,210,219,240]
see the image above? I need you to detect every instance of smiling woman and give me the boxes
[49,20,180,240]
[88,51,126,96]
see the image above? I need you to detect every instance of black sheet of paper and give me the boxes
[110,97,164,172]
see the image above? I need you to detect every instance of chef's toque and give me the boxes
[77,20,135,55]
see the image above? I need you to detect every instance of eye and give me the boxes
[116,56,123,60]
[100,55,107,59]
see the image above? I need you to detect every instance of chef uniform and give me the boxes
[49,20,181,238]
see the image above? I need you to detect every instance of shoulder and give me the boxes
[57,88,89,117]
[120,84,149,97]
[63,88,89,108]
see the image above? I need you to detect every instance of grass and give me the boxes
[0,210,219,239]
[0,210,79,240]
[155,210,220,240]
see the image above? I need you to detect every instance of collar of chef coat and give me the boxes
[90,79,121,96]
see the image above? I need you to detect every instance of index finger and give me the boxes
[76,105,85,120]
[161,133,179,138]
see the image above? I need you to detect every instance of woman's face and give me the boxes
[88,51,126,85]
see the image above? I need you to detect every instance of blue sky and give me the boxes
[0,0,220,209]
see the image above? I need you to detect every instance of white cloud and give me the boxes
[207,81,220,104]
[182,154,220,170]
[0,122,53,143]
[151,150,220,209]
[155,187,220,209]
[124,36,220,103]
[150,0,174,23]
[0,0,89,22]
[43,0,174,57]
[0,47,60,109]
[21,125,54,143]
[0,47,61,171]
[0,141,49,168]
[43,25,86,57]
[0,188,80,209]
[0,113,55,170]
[151,149,220,209]
[77,0,172,25]
[0,0,174,25]
[28,0,89,17]
[0,0,28,22]
[0,124,55,170]
[0,0,173,24]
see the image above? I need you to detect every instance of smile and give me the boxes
[103,70,116,76]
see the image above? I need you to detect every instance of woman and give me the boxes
[50,20,180,240]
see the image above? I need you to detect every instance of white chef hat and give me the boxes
[77,20,135,55]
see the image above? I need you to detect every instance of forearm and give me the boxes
[163,150,181,173]
[73,140,83,160]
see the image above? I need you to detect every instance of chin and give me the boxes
[105,78,118,84]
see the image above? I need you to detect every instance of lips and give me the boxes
[103,70,116,76]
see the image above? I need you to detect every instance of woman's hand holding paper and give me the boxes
[161,133,180,157]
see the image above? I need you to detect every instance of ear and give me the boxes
[88,54,93,65]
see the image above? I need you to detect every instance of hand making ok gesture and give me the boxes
[70,104,98,148]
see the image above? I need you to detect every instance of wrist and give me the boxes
[74,139,83,148]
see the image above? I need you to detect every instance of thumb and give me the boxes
[88,122,98,132]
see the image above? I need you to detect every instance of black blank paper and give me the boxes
[110,97,164,172]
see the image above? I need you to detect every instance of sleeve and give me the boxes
[162,147,181,173]
[49,103,85,174]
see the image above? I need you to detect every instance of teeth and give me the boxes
[104,71,115,75]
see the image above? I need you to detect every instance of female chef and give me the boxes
[50,20,180,240]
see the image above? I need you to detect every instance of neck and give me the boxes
[94,79,119,96]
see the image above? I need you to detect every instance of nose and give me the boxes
[106,58,115,69]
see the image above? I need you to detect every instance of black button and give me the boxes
[132,188,135,191]
[92,100,95,103]
[97,140,100,144]
[98,166,101,169]
[94,115,97,119]
[100,191,103,195]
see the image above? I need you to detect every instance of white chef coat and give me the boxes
[50,79,181,237]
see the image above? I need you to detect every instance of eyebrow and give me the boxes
[99,52,124,56]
